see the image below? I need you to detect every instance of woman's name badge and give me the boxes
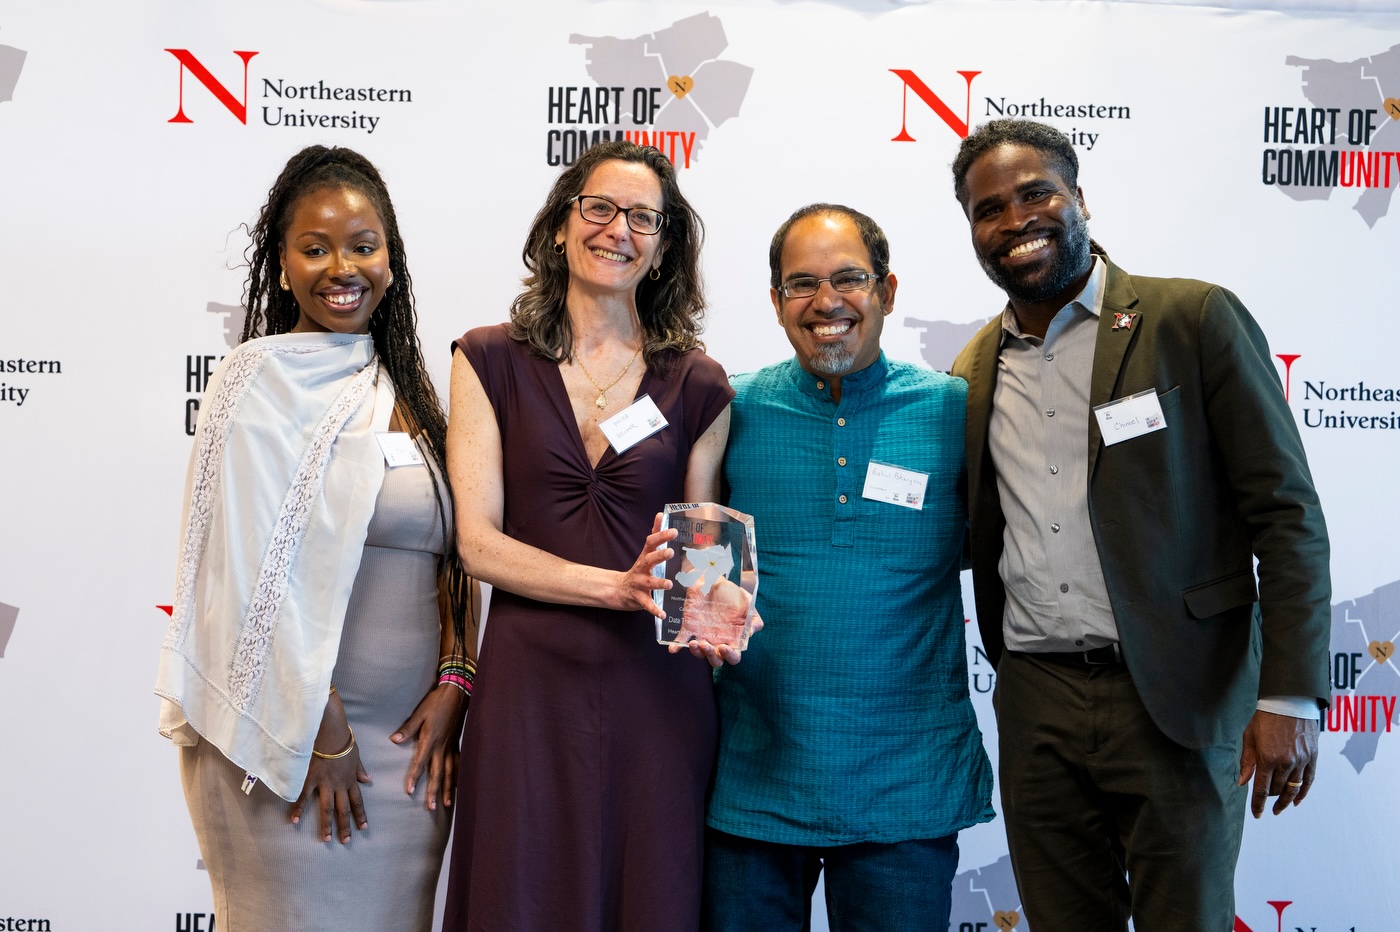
[376,432,425,467]
[1093,389,1167,446]
[600,394,669,454]
[861,461,929,511]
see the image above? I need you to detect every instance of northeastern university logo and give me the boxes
[1235,897,1367,931]
[164,48,412,133]
[889,69,1131,149]
[1276,353,1400,432]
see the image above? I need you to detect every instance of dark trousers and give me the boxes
[701,828,959,932]
[995,651,1247,932]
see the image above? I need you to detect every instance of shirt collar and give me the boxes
[997,255,1105,340]
[785,351,889,401]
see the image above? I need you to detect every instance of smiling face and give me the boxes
[555,159,666,302]
[771,212,896,386]
[278,185,390,335]
[963,142,1092,321]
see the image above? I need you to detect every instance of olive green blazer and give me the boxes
[952,260,1330,749]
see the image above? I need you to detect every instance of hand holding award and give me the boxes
[653,503,758,664]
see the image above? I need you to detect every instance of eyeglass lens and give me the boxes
[783,270,877,297]
[576,195,664,234]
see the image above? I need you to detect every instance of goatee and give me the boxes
[806,343,856,376]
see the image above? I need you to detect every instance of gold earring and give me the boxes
[553,241,566,255]
[649,266,661,281]
[279,270,290,291]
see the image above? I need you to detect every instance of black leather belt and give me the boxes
[1025,644,1123,667]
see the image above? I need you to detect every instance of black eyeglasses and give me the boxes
[778,270,882,299]
[570,195,667,235]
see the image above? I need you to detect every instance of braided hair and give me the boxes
[240,145,473,647]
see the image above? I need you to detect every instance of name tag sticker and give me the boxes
[1093,389,1167,446]
[600,394,668,454]
[376,432,425,467]
[861,461,929,511]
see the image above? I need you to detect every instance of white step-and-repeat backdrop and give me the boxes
[1,1,1396,929]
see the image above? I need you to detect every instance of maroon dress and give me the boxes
[443,325,734,932]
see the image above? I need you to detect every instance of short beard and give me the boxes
[979,206,1092,305]
[806,343,856,376]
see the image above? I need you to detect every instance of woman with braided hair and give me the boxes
[155,145,476,931]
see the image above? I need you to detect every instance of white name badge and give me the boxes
[861,460,930,511]
[1093,389,1168,446]
[599,394,669,454]
[376,431,425,467]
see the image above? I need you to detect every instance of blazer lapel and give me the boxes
[963,318,1003,510]
[1087,261,1142,479]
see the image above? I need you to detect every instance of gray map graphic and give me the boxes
[951,854,1028,931]
[208,301,248,350]
[1280,43,1400,227]
[0,42,26,103]
[0,601,18,657]
[569,12,753,164]
[905,316,993,372]
[1329,576,1400,772]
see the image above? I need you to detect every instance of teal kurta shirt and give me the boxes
[709,354,994,845]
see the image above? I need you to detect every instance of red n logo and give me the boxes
[1275,354,1301,402]
[165,49,259,124]
[890,69,981,141]
[1234,900,1294,932]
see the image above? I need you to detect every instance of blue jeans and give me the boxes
[702,828,959,932]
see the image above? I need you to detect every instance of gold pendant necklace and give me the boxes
[575,345,642,409]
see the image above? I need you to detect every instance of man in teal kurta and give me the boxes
[704,205,993,932]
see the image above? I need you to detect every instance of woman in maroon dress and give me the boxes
[442,141,745,932]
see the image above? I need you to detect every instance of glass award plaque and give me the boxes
[652,502,758,650]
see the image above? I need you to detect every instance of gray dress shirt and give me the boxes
[989,258,1117,653]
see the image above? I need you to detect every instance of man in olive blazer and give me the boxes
[949,119,1330,932]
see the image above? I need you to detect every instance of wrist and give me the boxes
[438,656,476,704]
[312,726,356,760]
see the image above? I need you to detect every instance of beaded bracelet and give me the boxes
[312,727,356,760]
[438,655,477,698]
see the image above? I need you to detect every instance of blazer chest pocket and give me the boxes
[1158,384,1182,412]
[1182,570,1257,620]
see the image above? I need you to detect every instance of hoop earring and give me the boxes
[387,271,395,288]
[279,270,290,291]
[553,241,566,255]
[649,267,661,281]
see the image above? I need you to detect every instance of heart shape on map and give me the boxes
[993,911,1021,930]
[1369,640,1394,662]
[668,75,695,99]
[1384,97,1400,120]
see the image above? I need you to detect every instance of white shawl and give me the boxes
[155,331,393,801]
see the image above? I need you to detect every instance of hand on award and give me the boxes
[668,576,759,667]
[615,513,678,620]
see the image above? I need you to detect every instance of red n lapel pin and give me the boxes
[1111,312,1137,331]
